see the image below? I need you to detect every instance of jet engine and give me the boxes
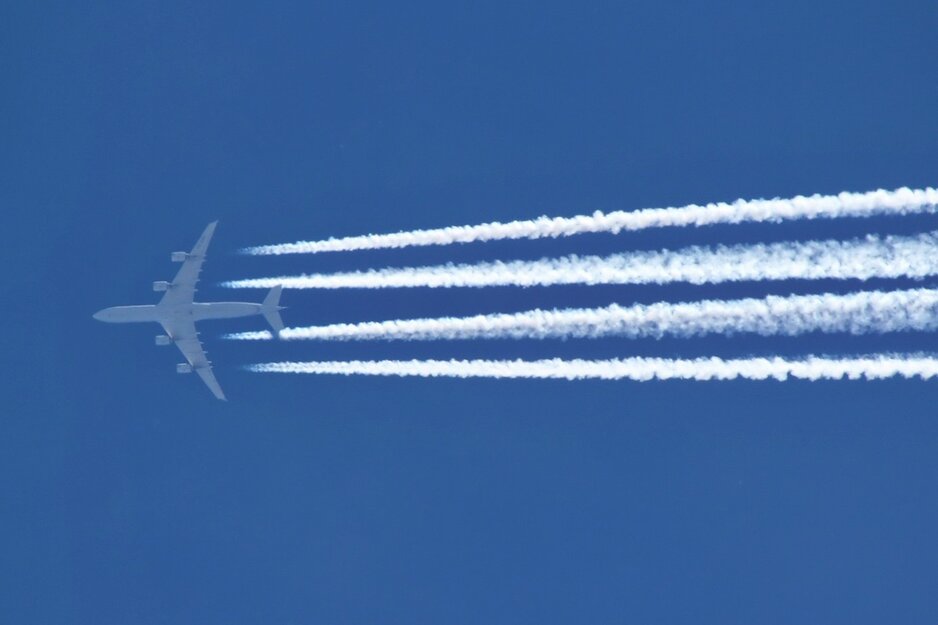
[171,251,188,262]
[153,280,171,292]
[155,335,172,346]
[176,363,192,374]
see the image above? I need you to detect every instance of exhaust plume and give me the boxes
[244,187,938,255]
[248,355,938,381]
[223,288,938,342]
[223,231,938,290]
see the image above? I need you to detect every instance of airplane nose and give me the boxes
[93,309,106,321]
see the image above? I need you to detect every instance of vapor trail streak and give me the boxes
[244,187,938,255]
[223,288,938,342]
[222,232,938,290]
[248,355,938,381]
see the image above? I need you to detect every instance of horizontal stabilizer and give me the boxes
[262,285,285,335]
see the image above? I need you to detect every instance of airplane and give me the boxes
[93,221,283,400]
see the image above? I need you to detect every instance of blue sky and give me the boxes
[3,1,938,623]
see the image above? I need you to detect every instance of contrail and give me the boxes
[243,187,938,255]
[247,355,938,381]
[222,231,938,290]
[223,288,938,342]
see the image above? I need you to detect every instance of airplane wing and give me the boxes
[160,221,218,307]
[161,317,227,401]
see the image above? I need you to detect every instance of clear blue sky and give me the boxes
[3,1,938,623]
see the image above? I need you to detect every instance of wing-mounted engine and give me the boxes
[176,363,192,374]
[155,335,172,346]
[153,280,171,292]
[171,251,189,262]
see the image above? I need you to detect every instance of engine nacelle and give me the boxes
[155,335,172,346]
[171,251,188,262]
[153,280,171,292]
[176,363,192,374]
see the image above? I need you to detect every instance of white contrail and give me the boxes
[243,187,938,255]
[222,231,938,290]
[248,355,938,381]
[223,288,938,342]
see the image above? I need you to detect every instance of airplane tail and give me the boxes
[261,285,285,336]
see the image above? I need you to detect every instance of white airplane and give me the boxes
[93,222,283,400]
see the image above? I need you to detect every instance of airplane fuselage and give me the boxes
[94,302,265,325]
